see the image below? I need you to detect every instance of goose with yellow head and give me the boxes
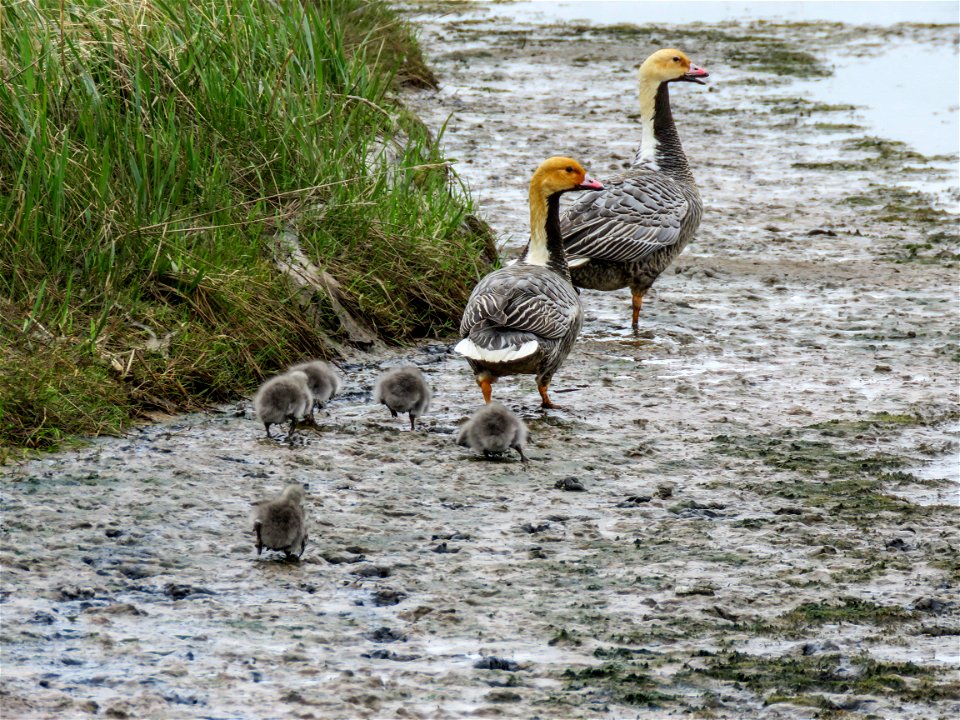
[456,157,603,408]
[561,49,708,329]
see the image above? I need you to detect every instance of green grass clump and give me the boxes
[694,652,958,702]
[0,0,494,452]
[563,662,675,708]
[777,597,912,630]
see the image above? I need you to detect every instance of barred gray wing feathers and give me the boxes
[561,173,690,263]
[460,267,579,342]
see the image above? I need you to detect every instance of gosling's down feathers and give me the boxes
[561,49,708,328]
[289,360,341,410]
[456,156,602,409]
[253,484,308,559]
[373,366,432,430]
[457,401,528,463]
[253,370,313,438]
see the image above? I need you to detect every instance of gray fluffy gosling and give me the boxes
[289,360,342,414]
[373,366,431,430]
[253,484,307,559]
[254,370,313,438]
[457,401,528,463]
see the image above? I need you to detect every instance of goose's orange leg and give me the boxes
[538,384,560,409]
[631,291,645,329]
[478,377,493,403]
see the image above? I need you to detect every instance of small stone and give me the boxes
[520,522,550,534]
[163,584,214,600]
[914,597,950,614]
[617,495,652,508]
[353,565,390,578]
[654,483,675,499]
[474,656,520,671]
[371,588,407,607]
[675,584,715,597]
[555,477,586,492]
[367,626,406,643]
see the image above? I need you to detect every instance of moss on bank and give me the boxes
[0,0,494,453]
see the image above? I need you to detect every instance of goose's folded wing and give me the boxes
[460,271,578,341]
[561,175,690,263]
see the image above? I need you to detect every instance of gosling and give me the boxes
[253,484,307,559]
[289,360,341,414]
[254,370,313,438]
[457,401,528,463]
[373,366,431,430]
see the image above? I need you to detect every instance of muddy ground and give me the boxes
[2,4,959,719]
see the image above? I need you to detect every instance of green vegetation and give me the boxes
[842,186,959,264]
[563,662,676,707]
[776,597,912,630]
[693,652,960,703]
[761,97,857,115]
[0,0,495,453]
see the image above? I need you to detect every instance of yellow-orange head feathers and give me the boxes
[530,157,603,198]
[639,49,708,85]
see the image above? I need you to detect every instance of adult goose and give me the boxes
[456,157,602,408]
[561,48,708,329]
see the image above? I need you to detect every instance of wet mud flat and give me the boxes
[3,6,960,720]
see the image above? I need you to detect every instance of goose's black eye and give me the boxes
[673,56,680,62]
[565,166,574,173]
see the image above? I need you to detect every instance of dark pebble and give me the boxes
[362,649,421,662]
[104,529,124,538]
[617,495,652,507]
[914,597,950,614]
[432,542,460,554]
[774,507,803,515]
[58,586,96,601]
[29,611,56,625]
[555,477,586,492]
[163,584,214,601]
[520,522,550,534]
[475,656,520,671]
[432,532,471,541]
[354,565,391,578]
[323,552,366,565]
[885,538,911,551]
[372,588,407,607]
[367,626,406,643]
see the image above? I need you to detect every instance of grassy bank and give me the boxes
[0,0,494,454]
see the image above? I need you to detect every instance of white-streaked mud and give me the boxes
[2,4,958,719]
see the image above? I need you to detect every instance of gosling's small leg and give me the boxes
[515,446,529,464]
[631,290,645,329]
[264,423,272,438]
[288,417,297,437]
[409,413,416,431]
[255,522,264,556]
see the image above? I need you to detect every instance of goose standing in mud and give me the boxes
[561,49,708,329]
[457,401,528,463]
[253,484,308,559]
[373,366,432,430]
[253,370,313,438]
[289,360,341,415]
[456,156,602,408]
